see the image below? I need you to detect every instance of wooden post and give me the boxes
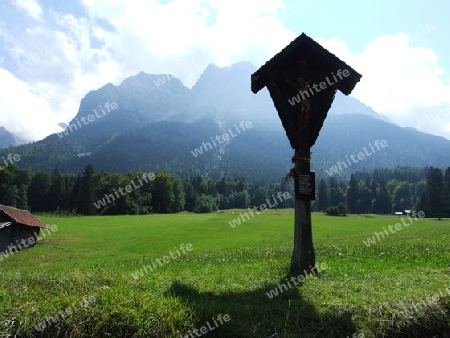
[290,72,316,274]
[290,151,316,274]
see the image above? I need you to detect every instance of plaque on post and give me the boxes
[295,170,315,200]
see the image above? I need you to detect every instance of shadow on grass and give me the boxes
[166,272,357,338]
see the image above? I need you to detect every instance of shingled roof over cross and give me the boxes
[251,32,362,150]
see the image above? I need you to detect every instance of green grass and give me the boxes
[0,210,449,337]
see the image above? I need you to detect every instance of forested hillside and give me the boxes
[2,114,450,183]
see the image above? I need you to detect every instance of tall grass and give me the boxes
[0,211,449,337]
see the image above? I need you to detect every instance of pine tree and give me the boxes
[443,167,450,217]
[28,173,51,212]
[78,165,96,215]
[393,182,411,211]
[171,178,185,212]
[48,167,65,211]
[347,174,359,214]
[425,167,444,218]
[152,173,175,213]
[318,179,329,211]
[378,182,392,214]
[183,180,197,212]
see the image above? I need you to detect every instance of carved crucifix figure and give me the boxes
[297,77,311,130]
[280,58,317,139]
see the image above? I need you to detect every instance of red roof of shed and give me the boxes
[0,205,48,229]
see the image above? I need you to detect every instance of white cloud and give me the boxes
[1,0,294,140]
[2,1,450,141]
[12,0,43,20]
[0,68,62,140]
[81,0,293,83]
[1,9,125,140]
[316,34,450,139]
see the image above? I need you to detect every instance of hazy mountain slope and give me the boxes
[327,92,392,122]
[67,72,191,130]
[312,114,450,177]
[185,62,279,126]
[0,126,24,149]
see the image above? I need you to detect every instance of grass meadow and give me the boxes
[0,210,449,337]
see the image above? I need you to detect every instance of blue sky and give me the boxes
[0,0,449,141]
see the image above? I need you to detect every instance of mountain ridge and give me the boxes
[0,63,448,183]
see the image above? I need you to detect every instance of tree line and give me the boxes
[0,164,448,217]
[0,164,292,215]
[318,167,450,217]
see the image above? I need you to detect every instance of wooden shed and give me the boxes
[0,205,48,256]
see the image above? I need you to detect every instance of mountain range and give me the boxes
[1,62,449,183]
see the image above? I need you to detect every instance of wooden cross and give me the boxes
[251,33,362,273]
